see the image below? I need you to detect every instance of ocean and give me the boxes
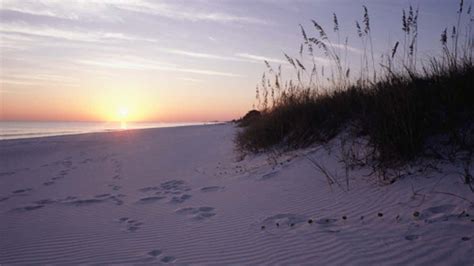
[0,121,214,140]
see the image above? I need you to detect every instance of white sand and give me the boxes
[0,124,472,264]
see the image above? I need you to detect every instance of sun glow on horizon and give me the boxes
[117,106,129,120]
[117,106,129,129]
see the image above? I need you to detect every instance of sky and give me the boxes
[0,0,469,122]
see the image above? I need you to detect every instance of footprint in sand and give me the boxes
[136,196,166,204]
[117,217,143,232]
[147,249,162,257]
[316,218,338,226]
[138,180,192,204]
[0,171,15,177]
[175,207,200,215]
[94,193,125,205]
[34,199,57,205]
[144,249,176,263]
[59,194,125,206]
[43,181,55,186]
[52,158,73,168]
[108,184,122,191]
[259,170,280,180]
[161,256,176,263]
[12,188,33,194]
[421,204,458,223]
[160,180,191,192]
[67,198,105,206]
[200,186,224,193]
[10,204,45,212]
[108,194,126,205]
[169,194,192,204]
[0,196,10,202]
[261,213,308,229]
[138,186,160,192]
[95,193,111,198]
[175,206,216,220]
[259,213,342,233]
[425,204,456,214]
[80,158,93,164]
[59,169,69,176]
[45,166,72,185]
[111,158,123,176]
[405,234,420,241]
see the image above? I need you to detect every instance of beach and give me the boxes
[0,123,472,264]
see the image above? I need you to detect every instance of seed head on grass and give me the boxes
[236,1,474,175]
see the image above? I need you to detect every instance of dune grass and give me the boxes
[236,1,473,168]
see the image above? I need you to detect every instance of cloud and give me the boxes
[0,0,122,22]
[114,1,270,25]
[76,58,243,78]
[165,49,238,61]
[322,41,362,54]
[235,53,288,64]
[0,23,157,44]
[162,49,256,63]
[236,52,334,68]
[1,73,80,87]
[0,0,270,25]
[0,80,38,86]
[178,77,204,83]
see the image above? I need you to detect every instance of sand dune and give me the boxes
[0,124,472,264]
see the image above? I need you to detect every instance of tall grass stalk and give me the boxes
[239,1,474,169]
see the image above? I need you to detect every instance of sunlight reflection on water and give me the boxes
[0,121,219,140]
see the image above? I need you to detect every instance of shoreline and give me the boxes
[0,122,226,142]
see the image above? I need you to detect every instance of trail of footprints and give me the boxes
[3,156,224,263]
[42,157,75,187]
[7,155,126,212]
[0,156,76,202]
[175,206,217,220]
[9,193,127,213]
[0,167,31,178]
[136,180,222,221]
[0,188,34,204]
[259,204,474,242]
[137,180,193,205]
[6,178,223,219]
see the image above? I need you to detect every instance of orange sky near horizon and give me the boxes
[0,83,250,122]
[1,54,255,122]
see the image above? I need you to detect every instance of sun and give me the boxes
[117,106,130,129]
[117,106,129,121]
